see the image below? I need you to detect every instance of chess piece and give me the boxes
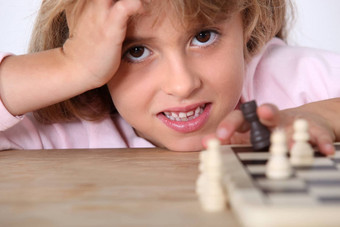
[290,119,314,166]
[241,100,271,151]
[196,138,227,212]
[196,150,207,195]
[266,129,292,179]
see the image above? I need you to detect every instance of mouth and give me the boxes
[157,103,211,133]
[163,104,206,122]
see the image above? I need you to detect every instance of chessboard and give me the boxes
[221,143,340,227]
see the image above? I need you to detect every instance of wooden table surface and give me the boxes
[0,148,239,227]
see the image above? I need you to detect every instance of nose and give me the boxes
[161,54,202,99]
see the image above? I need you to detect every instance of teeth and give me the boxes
[172,112,178,118]
[187,111,194,117]
[195,106,201,115]
[179,112,186,118]
[163,105,206,122]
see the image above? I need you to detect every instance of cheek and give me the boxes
[108,77,128,112]
[107,69,156,121]
[205,48,245,96]
[107,72,138,119]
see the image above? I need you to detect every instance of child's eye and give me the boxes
[124,46,152,63]
[191,30,219,47]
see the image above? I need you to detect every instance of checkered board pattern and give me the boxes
[221,144,340,227]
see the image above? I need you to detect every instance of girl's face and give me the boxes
[108,8,245,151]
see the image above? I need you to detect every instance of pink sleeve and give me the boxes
[0,52,23,131]
[0,99,23,131]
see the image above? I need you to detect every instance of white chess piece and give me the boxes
[266,129,292,179]
[196,150,207,195]
[196,138,227,212]
[290,119,314,166]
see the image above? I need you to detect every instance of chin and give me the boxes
[162,137,205,152]
[141,131,208,152]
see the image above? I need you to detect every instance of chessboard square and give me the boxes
[310,186,340,198]
[334,144,340,151]
[227,172,256,189]
[318,196,340,204]
[250,173,267,179]
[237,152,269,161]
[296,170,340,180]
[263,188,307,194]
[257,178,306,193]
[312,157,335,166]
[268,193,318,205]
[294,165,337,171]
[333,150,340,158]
[246,165,266,175]
[241,160,267,165]
[233,146,267,153]
[314,151,326,157]
[306,179,340,187]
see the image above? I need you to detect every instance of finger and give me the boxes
[229,131,250,144]
[109,0,143,28]
[100,0,144,46]
[257,103,281,127]
[216,110,249,142]
[308,126,335,155]
[316,134,335,155]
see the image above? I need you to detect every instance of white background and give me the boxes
[1,0,340,54]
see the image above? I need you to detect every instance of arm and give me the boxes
[205,98,340,155]
[0,49,91,116]
[0,0,143,116]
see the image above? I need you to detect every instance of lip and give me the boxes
[157,103,212,133]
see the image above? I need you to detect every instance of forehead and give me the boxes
[130,0,241,30]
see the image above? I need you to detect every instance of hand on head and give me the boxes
[63,0,145,88]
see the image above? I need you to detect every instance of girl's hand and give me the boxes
[0,0,145,116]
[203,102,337,155]
[63,0,144,88]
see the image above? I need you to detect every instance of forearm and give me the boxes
[0,48,96,116]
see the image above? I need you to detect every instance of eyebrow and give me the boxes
[122,37,157,48]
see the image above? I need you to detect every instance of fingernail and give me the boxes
[217,128,229,140]
[324,143,335,156]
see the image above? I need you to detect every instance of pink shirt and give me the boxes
[1,38,340,150]
[242,38,340,109]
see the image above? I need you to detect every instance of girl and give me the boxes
[0,0,339,153]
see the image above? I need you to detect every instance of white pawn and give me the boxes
[266,129,292,179]
[206,139,223,177]
[196,139,227,212]
[196,150,207,195]
[290,119,314,166]
[199,180,226,212]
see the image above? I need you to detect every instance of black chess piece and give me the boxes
[240,100,271,151]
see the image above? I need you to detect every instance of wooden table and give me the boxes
[0,148,239,226]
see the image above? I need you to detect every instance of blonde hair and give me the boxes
[29,0,290,123]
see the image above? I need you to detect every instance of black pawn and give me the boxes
[240,100,270,151]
